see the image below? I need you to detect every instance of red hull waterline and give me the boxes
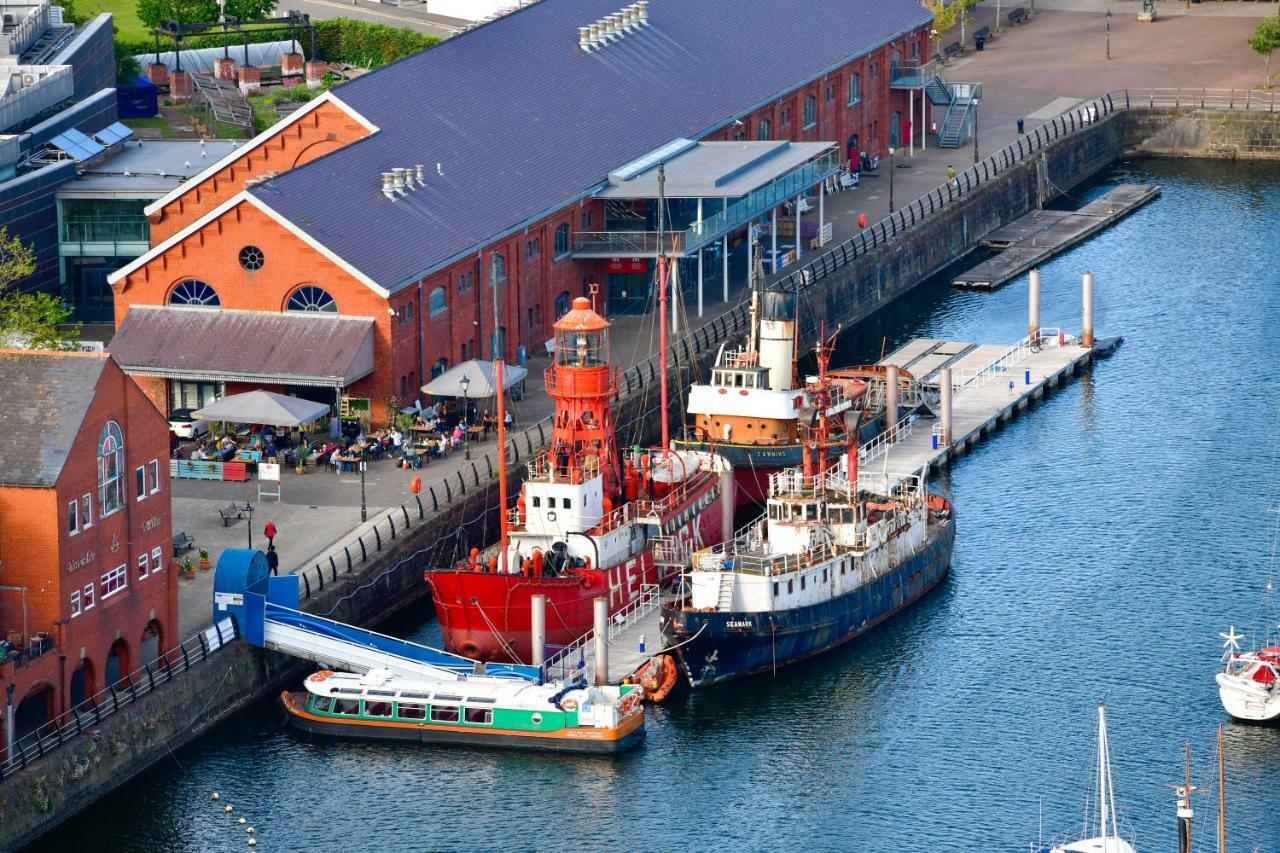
[428,490,725,663]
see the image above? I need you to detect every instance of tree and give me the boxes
[136,0,217,30]
[923,0,959,56]
[1248,17,1280,89]
[954,0,981,51]
[0,228,80,350]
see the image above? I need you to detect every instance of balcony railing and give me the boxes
[684,148,840,253]
[60,217,150,252]
[572,230,683,258]
[889,61,939,88]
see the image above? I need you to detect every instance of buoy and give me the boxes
[410,475,422,494]
[247,828,255,835]
[248,839,257,848]
[224,805,233,814]
[211,792,221,801]
[238,817,246,825]
[858,212,868,229]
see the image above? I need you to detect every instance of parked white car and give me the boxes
[168,408,209,440]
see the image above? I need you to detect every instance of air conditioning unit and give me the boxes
[22,74,39,87]
[2,14,15,25]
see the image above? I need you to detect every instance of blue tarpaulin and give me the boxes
[116,75,158,119]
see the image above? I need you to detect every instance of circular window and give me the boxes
[286,286,337,313]
[239,246,265,271]
[168,279,220,307]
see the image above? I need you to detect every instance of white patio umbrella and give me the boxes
[422,359,528,398]
[193,390,330,427]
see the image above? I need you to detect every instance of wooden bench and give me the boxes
[172,531,195,557]
[943,41,963,60]
[219,502,253,526]
[1008,7,1029,25]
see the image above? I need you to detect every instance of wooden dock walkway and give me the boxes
[859,329,1119,493]
[951,184,1161,290]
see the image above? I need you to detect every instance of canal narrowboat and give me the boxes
[281,667,645,754]
[663,334,955,687]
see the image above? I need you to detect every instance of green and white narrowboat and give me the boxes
[281,667,644,754]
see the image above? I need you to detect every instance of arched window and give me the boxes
[168,279,220,307]
[756,119,771,141]
[802,95,817,129]
[848,72,861,106]
[98,421,125,517]
[428,286,447,316]
[286,285,337,313]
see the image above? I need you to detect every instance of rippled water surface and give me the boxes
[43,159,1280,852]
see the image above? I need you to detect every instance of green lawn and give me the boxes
[121,116,177,138]
[81,0,150,42]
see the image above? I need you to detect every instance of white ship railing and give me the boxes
[954,328,1077,391]
[858,411,918,464]
[541,584,659,682]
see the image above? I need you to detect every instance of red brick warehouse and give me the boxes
[0,351,178,753]
[108,0,933,427]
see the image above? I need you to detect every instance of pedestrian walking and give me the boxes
[946,164,957,189]
[266,543,280,576]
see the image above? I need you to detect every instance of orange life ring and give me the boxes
[562,698,578,712]
[308,670,333,683]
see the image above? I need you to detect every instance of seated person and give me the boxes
[503,411,514,429]
[451,424,466,446]
[190,446,208,461]
[436,435,450,456]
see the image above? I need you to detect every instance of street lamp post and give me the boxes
[245,503,254,549]
[460,373,471,460]
[888,147,895,213]
[359,443,367,523]
[1105,9,1112,61]
[973,101,980,164]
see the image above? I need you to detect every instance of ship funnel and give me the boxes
[758,290,797,392]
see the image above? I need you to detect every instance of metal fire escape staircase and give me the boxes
[937,82,982,150]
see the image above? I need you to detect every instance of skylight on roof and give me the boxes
[610,138,697,182]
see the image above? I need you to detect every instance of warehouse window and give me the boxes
[757,119,771,141]
[848,73,861,106]
[429,286,447,316]
[802,95,816,129]
[555,223,571,258]
[168,279,219,307]
[286,285,337,313]
[98,421,125,517]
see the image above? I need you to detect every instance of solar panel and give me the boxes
[93,122,135,147]
[48,128,105,162]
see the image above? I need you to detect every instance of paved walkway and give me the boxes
[172,4,1269,636]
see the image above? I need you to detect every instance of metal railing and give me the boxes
[60,216,150,248]
[859,412,918,464]
[0,619,238,779]
[541,583,659,682]
[572,230,682,257]
[953,328,1075,391]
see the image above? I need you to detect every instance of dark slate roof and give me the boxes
[0,351,108,488]
[109,307,376,387]
[252,0,930,291]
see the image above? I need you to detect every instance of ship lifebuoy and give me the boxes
[546,510,557,522]
[562,698,578,711]
[308,670,333,683]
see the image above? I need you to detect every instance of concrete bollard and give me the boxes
[593,596,608,686]
[1028,268,1041,341]
[214,57,236,81]
[939,367,953,446]
[885,364,900,442]
[1082,271,1095,348]
[530,594,546,670]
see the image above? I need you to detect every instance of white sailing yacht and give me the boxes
[1216,491,1280,723]
[1038,703,1137,853]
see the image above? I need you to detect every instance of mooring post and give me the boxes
[1082,271,1095,348]
[530,594,546,671]
[1028,268,1041,340]
[593,596,609,686]
[885,364,900,442]
[720,468,735,544]
[940,367,953,446]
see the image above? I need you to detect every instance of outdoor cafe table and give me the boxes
[334,453,360,473]
[467,425,486,442]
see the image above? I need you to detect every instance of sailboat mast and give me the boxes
[491,251,508,572]
[657,163,670,452]
[1097,703,1109,842]
[1217,724,1226,853]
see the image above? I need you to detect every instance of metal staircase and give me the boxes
[716,573,735,610]
[924,76,953,106]
[938,100,975,149]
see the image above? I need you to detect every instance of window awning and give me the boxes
[109,306,375,388]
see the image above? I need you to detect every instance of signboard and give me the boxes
[214,592,243,611]
[259,463,280,482]
[607,257,647,275]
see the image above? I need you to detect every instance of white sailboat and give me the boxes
[1216,493,1280,723]
[1038,703,1137,853]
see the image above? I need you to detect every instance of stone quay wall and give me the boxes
[4,89,1278,851]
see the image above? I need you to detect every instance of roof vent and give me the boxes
[579,3,646,51]
[382,171,397,201]
[415,164,425,186]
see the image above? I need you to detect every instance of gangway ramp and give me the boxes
[213,548,539,684]
[544,585,665,686]
[884,340,977,384]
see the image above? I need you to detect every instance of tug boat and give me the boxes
[281,667,644,754]
[427,215,732,663]
[662,333,955,687]
[674,284,892,506]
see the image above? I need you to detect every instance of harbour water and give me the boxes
[41,158,1280,851]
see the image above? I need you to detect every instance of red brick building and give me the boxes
[108,0,933,426]
[0,351,177,752]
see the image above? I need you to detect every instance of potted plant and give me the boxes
[180,558,196,579]
[198,549,211,571]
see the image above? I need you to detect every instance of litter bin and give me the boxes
[1017,118,1025,135]
[974,35,986,51]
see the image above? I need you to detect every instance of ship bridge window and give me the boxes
[563,498,572,509]
[333,699,361,715]
[465,708,494,725]
[365,701,393,718]
[548,497,556,508]
[556,328,608,367]
[310,695,333,713]
[469,697,498,704]
[431,705,461,723]
[533,496,541,507]
[398,703,427,720]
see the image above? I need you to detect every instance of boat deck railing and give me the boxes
[541,584,659,683]
[952,328,1076,391]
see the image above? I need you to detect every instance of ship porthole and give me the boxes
[531,712,543,725]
